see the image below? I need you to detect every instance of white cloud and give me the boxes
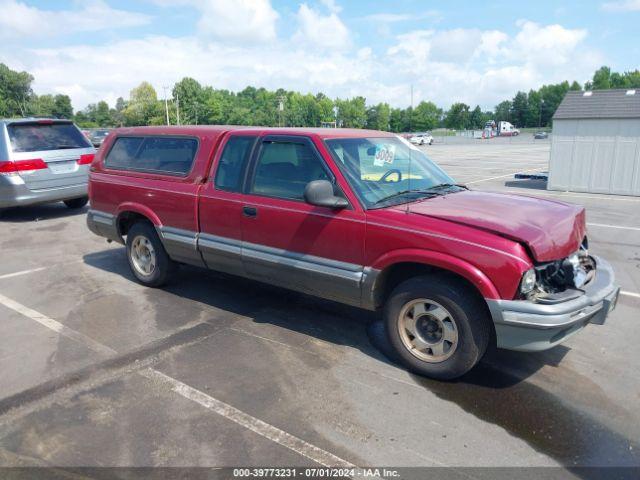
[3,34,370,109]
[0,13,602,113]
[383,21,599,108]
[320,0,342,14]
[362,11,441,23]
[0,0,151,38]
[293,3,351,50]
[429,28,483,62]
[602,0,640,11]
[150,0,279,43]
[511,20,587,66]
[196,0,279,43]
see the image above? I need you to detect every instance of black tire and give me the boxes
[125,221,176,287]
[64,196,89,209]
[383,275,491,380]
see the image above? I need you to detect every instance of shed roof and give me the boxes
[553,89,640,120]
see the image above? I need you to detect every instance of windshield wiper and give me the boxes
[56,144,80,150]
[372,189,439,206]
[425,183,468,191]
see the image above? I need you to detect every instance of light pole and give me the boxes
[176,93,180,126]
[539,98,545,128]
[162,86,170,125]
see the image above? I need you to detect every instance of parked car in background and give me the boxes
[409,133,433,145]
[87,126,619,380]
[534,131,549,139]
[0,118,95,210]
[89,129,111,147]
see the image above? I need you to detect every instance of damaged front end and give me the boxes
[487,237,619,352]
[519,238,596,303]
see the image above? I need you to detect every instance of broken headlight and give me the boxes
[535,250,595,295]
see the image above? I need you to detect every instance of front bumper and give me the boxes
[0,175,87,208]
[486,255,619,352]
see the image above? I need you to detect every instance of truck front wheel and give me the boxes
[383,275,491,380]
[126,222,176,287]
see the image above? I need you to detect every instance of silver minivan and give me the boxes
[0,118,95,210]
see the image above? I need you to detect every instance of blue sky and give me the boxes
[1,0,638,111]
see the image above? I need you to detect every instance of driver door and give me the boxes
[241,135,366,306]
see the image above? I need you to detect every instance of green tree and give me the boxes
[569,81,582,91]
[336,97,367,128]
[468,105,485,129]
[173,77,204,124]
[444,103,470,130]
[0,63,34,116]
[124,81,160,126]
[53,94,73,119]
[510,91,528,127]
[30,94,55,117]
[366,103,391,130]
[590,66,611,90]
[412,101,441,131]
[494,100,512,123]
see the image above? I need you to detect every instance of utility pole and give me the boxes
[409,84,414,132]
[277,95,285,127]
[162,86,170,125]
[176,93,181,126]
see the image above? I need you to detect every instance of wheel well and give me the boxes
[375,261,496,347]
[376,262,487,308]
[117,212,153,238]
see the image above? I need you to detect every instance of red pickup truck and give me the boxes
[87,126,619,379]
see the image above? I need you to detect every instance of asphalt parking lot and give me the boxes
[1,136,639,475]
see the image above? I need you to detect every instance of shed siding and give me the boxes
[548,118,640,195]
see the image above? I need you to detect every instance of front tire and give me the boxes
[126,222,176,287]
[64,196,89,209]
[383,275,491,380]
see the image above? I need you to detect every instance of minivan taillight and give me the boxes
[0,159,47,175]
[77,154,95,165]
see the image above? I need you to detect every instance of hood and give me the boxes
[400,190,586,263]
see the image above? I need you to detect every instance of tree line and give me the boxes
[1,63,639,132]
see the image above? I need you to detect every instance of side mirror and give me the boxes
[304,180,349,209]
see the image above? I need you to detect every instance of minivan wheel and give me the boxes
[64,197,89,209]
[383,275,491,380]
[126,222,176,287]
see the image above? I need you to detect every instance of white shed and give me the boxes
[548,89,640,195]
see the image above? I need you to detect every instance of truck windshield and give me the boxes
[8,122,92,153]
[325,136,459,208]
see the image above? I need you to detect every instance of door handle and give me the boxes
[243,206,257,218]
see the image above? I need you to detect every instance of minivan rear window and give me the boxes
[105,136,198,176]
[7,122,92,153]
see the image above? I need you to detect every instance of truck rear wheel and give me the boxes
[383,275,491,380]
[126,222,176,287]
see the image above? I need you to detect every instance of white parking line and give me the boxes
[0,292,116,356]
[466,168,544,184]
[621,291,640,299]
[141,369,355,468]
[0,267,47,280]
[501,188,640,203]
[587,223,640,232]
[0,292,354,468]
